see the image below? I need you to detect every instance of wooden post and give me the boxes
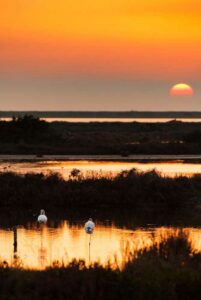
[13,226,17,253]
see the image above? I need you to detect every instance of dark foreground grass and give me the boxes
[0,169,201,222]
[1,233,201,300]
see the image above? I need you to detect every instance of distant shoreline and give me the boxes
[1,115,201,156]
[1,154,201,161]
[1,111,201,118]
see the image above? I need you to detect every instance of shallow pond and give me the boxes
[2,117,201,123]
[1,221,201,269]
[1,160,201,178]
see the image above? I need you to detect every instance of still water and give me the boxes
[1,160,201,178]
[39,118,201,123]
[1,222,201,270]
[2,117,201,123]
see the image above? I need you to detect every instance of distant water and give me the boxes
[1,160,201,178]
[2,117,201,123]
[1,222,201,269]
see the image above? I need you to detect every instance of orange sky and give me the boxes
[1,0,201,78]
[0,0,201,110]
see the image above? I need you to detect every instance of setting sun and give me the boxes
[170,83,194,97]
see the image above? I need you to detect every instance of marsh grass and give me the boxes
[2,116,201,155]
[1,233,201,299]
[0,169,201,222]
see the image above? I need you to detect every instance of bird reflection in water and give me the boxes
[3,223,201,270]
[38,224,48,269]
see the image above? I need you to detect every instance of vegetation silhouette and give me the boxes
[1,233,201,299]
[1,116,201,154]
[0,169,201,223]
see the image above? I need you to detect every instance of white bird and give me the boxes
[85,218,95,234]
[37,209,48,224]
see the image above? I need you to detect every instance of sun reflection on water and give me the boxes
[0,222,201,270]
[1,160,201,179]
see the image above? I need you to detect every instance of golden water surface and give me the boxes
[1,222,201,270]
[1,160,201,178]
[2,118,201,123]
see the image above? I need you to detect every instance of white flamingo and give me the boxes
[37,209,48,224]
[85,218,95,234]
[85,218,95,263]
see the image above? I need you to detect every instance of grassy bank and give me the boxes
[1,233,201,300]
[0,169,201,222]
[2,116,201,154]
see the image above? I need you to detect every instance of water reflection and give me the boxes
[1,160,201,178]
[0,222,201,269]
[2,117,201,123]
